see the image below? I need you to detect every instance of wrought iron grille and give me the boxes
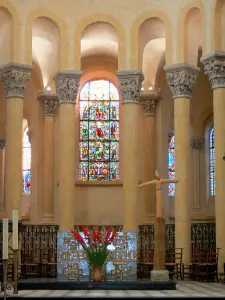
[20,225,59,279]
[191,222,216,249]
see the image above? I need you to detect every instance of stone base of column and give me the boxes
[41,214,56,224]
[150,269,169,282]
[141,214,155,224]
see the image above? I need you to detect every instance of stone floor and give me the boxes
[4,281,225,298]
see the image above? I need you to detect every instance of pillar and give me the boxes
[116,70,144,232]
[164,63,199,264]
[0,136,6,218]
[190,136,203,211]
[54,70,82,231]
[140,92,158,222]
[201,51,225,271]
[0,63,31,219]
[38,93,59,223]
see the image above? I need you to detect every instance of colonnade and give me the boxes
[0,51,224,268]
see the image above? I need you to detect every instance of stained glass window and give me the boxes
[23,127,31,194]
[168,135,175,196]
[209,126,215,196]
[79,80,120,181]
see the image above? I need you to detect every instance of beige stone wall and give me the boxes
[0,0,224,224]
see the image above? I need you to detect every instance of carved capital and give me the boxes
[164,63,199,99]
[38,93,59,116]
[190,136,204,150]
[0,136,6,150]
[0,63,32,98]
[200,51,225,89]
[140,92,159,116]
[53,70,82,104]
[116,69,144,103]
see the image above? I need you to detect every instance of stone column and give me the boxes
[164,63,199,264]
[0,136,6,218]
[38,93,59,223]
[190,137,203,211]
[201,51,225,271]
[54,70,82,231]
[116,70,144,232]
[140,92,158,222]
[0,63,31,220]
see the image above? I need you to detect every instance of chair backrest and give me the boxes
[207,248,220,264]
[165,248,183,264]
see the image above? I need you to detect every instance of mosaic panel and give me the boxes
[57,232,136,282]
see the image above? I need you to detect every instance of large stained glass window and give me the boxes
[79,80,119,181]
[23,127,31,194]
[209,126,215,196]
[168,135,175,196]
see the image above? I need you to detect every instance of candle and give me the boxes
[13,210,18,250]
[3,218,8,259]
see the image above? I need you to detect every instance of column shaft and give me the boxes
[117,69,144,232]
[39,93,59,222]
[54,70,81,231]
[0,137,6,217]
[165,63,199,264]
[0,63,31,220]
[174,97,191,264]
[201,51,225,271]
[140,93,158,222]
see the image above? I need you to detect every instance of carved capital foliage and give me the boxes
[116,70,144,103]
[200,51,225,89]
[140,92,159,116]
[53,70,82,104]
[164,63,199,99]
[0,63,32,98]
[190,136,204,150]
[38,93,59,116]
[0,136,6,150]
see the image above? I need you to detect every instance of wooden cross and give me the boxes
[137,171,179,270]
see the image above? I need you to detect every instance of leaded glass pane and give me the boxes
[168,135,175,196]
[209,127,215,196]
[79,80,120,181]
[23,127,31,195]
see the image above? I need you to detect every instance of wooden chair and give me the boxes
[199,248,220,282]
[165,248,183,280]
[182,248,204,280]
[138,249,154,279]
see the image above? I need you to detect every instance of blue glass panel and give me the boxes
[168,135,175,196]
[209,126,215,196]
[23,170,31,195]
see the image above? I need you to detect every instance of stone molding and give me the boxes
[116,69,144,103]
[38,92,59,116]
[0,136,6,150]
[164,63,199,99]
[190,136,204,150]
[53,70,82,104]
[0,62,32,99]
[200,51,225,89]
[140,92,159,116]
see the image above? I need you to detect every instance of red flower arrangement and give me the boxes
[71,226,117,266]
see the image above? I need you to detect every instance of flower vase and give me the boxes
[92,265,103,281]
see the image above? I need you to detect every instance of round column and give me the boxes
[164,63,199,264]
[0,136,6,218]
[54,70,82,231]
[0,63,31,220]
[201,51,225,271]
[116,70,144,232]
[38,93,59,223]
[140,93,158,223]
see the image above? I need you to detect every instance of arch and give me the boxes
[155,53,166,90]
[213,0,225,50]
[74,14,126,70]
[79,79,120,181]
[130,10,172,68]
[25,9,68,69]
[0,0,21,61]
[177,0,205,61]
[199,107,213,135]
